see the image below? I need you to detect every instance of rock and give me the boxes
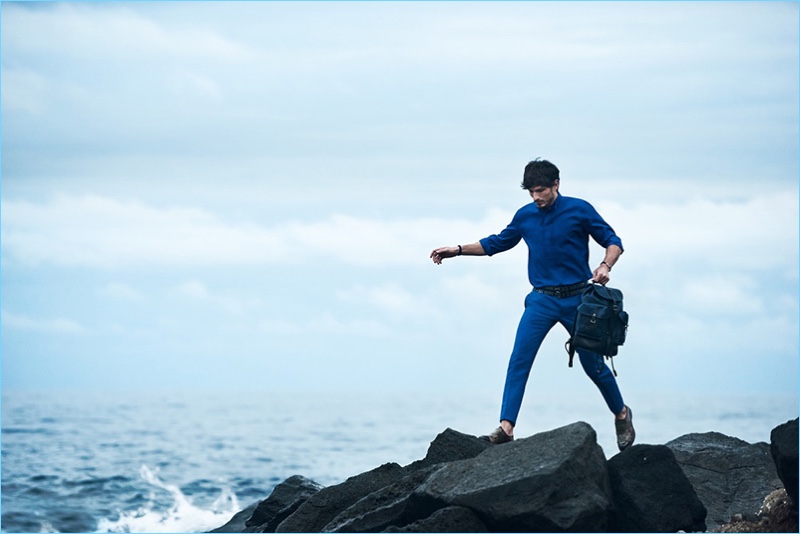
[759,488,799,532]
[666,431,782,531]
[770,418,798,507]
[323,466,442,532]
[244,475,323,532]
[412,421,611,532]
[275,463,406,532]
[210,501,260,533]
[716,488,799,533]
[405,428,491,471]
[230,421,797,533]
[381,506,488,532]
[607,444,706,532]
[291,430,490,533]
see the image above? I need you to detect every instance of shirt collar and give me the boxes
[538,193,561,213]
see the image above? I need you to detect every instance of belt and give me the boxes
[533,281,588,299]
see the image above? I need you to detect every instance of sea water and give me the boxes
[2,389,797,533]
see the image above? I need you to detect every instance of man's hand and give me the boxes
[592,263,611,285]
[430,242,486,264]
[430,246,458,265]
[592,245,622,285]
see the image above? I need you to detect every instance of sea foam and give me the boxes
[95,465,239,533]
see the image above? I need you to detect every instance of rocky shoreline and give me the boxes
[211,418,798,533]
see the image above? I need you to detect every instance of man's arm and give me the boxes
[592,244,623,285]
[430,242,486,265]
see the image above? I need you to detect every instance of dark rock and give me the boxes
[771,418,799,507]
[381,506,488,532]
[210,501,260,533]
[244,475,323,532]
[666,431,783,531]
[275,463,406,532]
[607,444,706,532]
[323,466,442,532]
[254,499,304,533]
[404,428,491,471]
[412,421,611,532]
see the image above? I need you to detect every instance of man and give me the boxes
[430,158,635,451]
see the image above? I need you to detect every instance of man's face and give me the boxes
[528,180,559,209]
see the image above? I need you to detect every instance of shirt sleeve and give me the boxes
[479,214,523,256]
[584,202,624,251]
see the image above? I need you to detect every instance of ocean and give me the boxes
[2,389,797,533]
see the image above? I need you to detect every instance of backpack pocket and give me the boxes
[612,310,629,346]
[573,302,611,353]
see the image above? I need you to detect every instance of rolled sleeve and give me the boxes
[585,203,624,252]
[480,223,522,256]
[605,235,624,251]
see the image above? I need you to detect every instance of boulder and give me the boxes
[405,428,491,471]
[319,428,491,532]
[412,421,611,532]
[607,444,706,532]
[382,506,488,532]
[666,431,782,531]
[210,501,260,533]
[770,418,799,507]
[244,475,323,532]
[275,463,406,532]
[323,466,442,532]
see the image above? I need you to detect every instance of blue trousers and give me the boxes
[500,289,625,426]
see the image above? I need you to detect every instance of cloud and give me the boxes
[1,68,48,115]
[337,283,422,316]
[3,191,797,297]
[174,280,262,316]
[1,309,89,335]
[167,70,222,101]
[0,1,795,397]
[438,272,517,315]
[2,3,255,62]
[99,283,145,302]
[335,282,453,321]
[1,195,288,268]
[679,275,765,316]
[258,313,393,338]
[598,192,799,274]
[2,1,794,193]
[0,195,505,269]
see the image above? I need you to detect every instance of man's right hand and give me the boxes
[430,246,458,265]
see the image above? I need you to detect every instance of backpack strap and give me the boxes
[567,340,619,376]
[565,339,576,367]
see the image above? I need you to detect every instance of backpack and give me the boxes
[565,283,629,376]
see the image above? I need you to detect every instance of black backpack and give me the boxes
[565,283,629,376]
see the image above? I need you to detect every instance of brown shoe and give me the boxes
[615,405,635,451]
[480,426,514,445]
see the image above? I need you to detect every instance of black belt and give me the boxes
[533,281,588,298]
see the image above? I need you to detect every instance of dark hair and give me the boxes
[521,159,560,190]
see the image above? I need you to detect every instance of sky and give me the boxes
[1,1,798,401]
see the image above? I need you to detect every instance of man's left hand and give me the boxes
[592,264,611,285]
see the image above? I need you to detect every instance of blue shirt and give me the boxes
[479,194,623,288]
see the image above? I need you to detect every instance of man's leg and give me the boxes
[558,294,624,414]
[574,348,624,415]
[575,349,635,450]
[559,295,635,450]
[498,291,559,430]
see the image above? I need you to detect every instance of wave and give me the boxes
[95,465,240,533]
[2,427,54,435]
